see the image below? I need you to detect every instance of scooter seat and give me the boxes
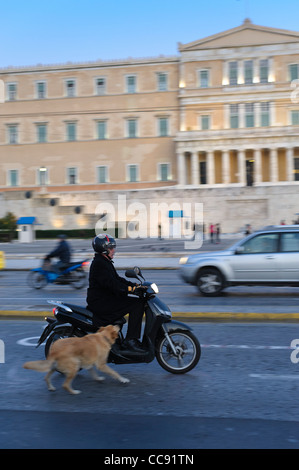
[65,261,85,268]
[62,303,127,327]
[63,303,94,319]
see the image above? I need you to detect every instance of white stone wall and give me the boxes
[2,184,299,235]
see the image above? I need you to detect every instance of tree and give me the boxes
[0,212,17,241]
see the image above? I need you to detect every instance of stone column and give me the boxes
[237,149,246,185]
[222,62,229,86]
[177,152,186,185]
[254,148,262,184]
[270,148,278,183]
[253,59,259,84]
[238,60,244,85]
[286,147,294,182]
[206,151,215,185]
[222,150,230,184]
[191,152,199,185]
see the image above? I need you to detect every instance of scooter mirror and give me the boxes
[134,266,145,280]
[125,269,138,279]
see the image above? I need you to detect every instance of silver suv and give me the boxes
[179,225,299,296]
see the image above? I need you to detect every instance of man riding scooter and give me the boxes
[35,234,201,373]
[44,234,72,274]
[86,233,147,353]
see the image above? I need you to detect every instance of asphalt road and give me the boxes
[1,269,299,317]
[1,320,299,449]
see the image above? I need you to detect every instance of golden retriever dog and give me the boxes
[23,325,129,394]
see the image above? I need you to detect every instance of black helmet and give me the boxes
[92,233,116,254]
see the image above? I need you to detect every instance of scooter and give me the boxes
[27,259,89,290]
[36,267,201,374]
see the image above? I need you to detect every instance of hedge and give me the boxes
[35,228,119,239]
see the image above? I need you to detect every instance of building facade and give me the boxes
[1,19,299,233]
[176,19,299,189]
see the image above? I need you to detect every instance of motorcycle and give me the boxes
[36,267,201,374]
[27,259,89,290]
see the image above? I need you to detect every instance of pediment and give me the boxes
[179,20,299,51]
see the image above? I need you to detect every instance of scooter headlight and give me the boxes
[150,283,159,293]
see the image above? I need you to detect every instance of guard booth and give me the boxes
[16,217,38,243]
[168,210,184,238]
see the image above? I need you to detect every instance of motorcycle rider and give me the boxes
[86,233,147,353]
[44,234,71,274]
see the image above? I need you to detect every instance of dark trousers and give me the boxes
[92,296,145,340]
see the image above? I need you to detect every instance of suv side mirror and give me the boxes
[235,246,245,254]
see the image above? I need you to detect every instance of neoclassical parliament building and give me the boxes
[1,19,299,234]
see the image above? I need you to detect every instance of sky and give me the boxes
[0,0,299,68]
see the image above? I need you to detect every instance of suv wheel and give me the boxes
[197,268,224,296]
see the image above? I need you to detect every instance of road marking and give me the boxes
[17,336,44,347]
[249,374,299,380]
[17,337,294,350]
[202,344,292,350]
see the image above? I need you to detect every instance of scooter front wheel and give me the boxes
[27,271,47,289]
[155,330,201,374]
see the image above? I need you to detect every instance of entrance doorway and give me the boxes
[246,160,254,186]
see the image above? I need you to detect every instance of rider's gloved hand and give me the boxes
[134,285,148,296]
[128,285,148,296]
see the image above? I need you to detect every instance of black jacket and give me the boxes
[48,240,71,263]
[86,253,136,315]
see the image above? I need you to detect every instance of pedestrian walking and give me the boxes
[245,224,252,235]
[215,223,221,243]
[209,223,214,243]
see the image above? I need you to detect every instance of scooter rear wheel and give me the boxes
[44,326,83,358]
[155,330,201,374]
[70,269,87,289]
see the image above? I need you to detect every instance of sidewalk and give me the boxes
[3,252,181,271]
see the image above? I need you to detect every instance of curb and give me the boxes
[1,310,299,322]
[0,311,49,318]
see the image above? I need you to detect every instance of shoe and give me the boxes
[122,338,146,353]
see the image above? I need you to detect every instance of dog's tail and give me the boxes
[23,359,55,372]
